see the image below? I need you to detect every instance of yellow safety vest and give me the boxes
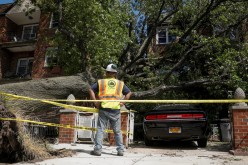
[98,79,124,109]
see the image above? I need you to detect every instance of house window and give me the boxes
[49,13,59,28]
[22,24,38,40]
[16,58,33,77]
[156,26,176,45]
[44,47,58,67]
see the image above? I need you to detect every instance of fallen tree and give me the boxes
[0,73,226,100]
[0,98,75,163]
[0,102,52,163]
[0,74,89,100]
[0,74,88,162]
[0,72,230,163]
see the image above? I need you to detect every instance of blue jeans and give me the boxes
[94,108,124,152]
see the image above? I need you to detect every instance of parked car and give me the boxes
[143,104,210,147]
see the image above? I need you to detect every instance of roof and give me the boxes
[0,3,13,15]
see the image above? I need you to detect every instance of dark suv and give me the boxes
[143,104,210,147]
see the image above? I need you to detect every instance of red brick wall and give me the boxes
[6,17,19,38]
[0,16,7,42]
[109,113,128,147]
[1,10,63,79]
[59,111,77,143]
[0,50,10,79]
[232,108,248,149]
[0,15,19,42]
[32,13,63,79]
[10,51,34,73]
[0,50,34,79]
[0,54,2,78]
[0,15,9,79]
[32,13,50,78]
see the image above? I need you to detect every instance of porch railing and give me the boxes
[1,31,37,43]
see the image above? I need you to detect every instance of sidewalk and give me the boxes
[14,142,248,165]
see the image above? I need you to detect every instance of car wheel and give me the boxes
[144,136,153,146]
[197,138,207,148]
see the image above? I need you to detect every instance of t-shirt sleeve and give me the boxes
[91,82,98,93]
[122,84,131,95]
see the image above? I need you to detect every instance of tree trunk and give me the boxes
[0,73,223,101]
[0,73,92,119]
[0,73,90,100]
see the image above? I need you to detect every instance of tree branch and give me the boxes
[119,3,178,78]
[163,44,204,82]
[179,0,226,43]
[132,78,226,99]
[216,14,248,37]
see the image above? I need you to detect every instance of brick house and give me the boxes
[0,0,63,81]
[0,0,135,146]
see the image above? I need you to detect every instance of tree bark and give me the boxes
[0,73,90,100]
[0,73,92,117]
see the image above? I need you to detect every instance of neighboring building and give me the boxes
[149,14,247,57]
[148,19,178,57]
[0,0,62,80]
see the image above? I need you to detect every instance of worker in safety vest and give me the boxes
[89,64,132,156]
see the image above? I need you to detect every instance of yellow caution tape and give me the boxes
[0,92,136,113]
[42,100,98,113]
[0,91,97,113]
[0,117,131,135]
[1,91,248,104]
[36,99,248,103]
[47,99,248,103]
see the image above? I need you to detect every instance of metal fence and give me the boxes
[24,124,59,143]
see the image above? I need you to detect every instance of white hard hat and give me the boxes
[105,64,117,73]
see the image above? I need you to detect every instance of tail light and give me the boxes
[145,113,205,120]
[145,115,157,120]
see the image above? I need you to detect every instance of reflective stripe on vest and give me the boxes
[98,79,124,109]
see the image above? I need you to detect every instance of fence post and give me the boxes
[229,87,248,155]
[58,94,77,143]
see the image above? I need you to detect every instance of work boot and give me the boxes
[117,151,124,156]
[90,150,101,156]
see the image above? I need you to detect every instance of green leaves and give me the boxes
[31,0,248,100]
[31,0,130,74]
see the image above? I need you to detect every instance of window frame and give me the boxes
[156,26,169,45]
[16,57,34,76]
[49,13,59,29]
[156,25,176,45]
[22,24,39,40]
[44,47,58,67]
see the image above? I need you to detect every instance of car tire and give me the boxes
[197,138,207,148]
[144,136,153,146]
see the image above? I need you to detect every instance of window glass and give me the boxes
[22,25,38,40]
[19,60,28,66]
[50,13,59,28]
[44,47,58,67]
[16,58,33,76]
[156,26,176,44]
[156,27,168,44]
[158,29,167,44]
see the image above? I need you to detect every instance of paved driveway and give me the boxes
[14,141,248,165]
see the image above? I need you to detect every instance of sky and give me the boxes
[0,0,15,4]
